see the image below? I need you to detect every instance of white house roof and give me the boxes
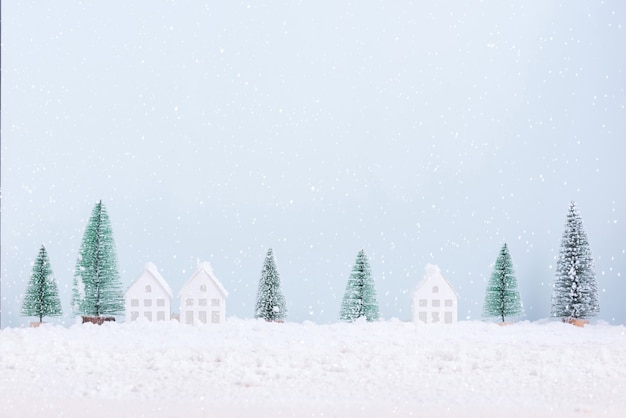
[178,261,229,298]
[126,261,173,299]
[414,264,459,298]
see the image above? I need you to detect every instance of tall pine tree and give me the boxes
[72,200,125,318]
[482,243,523,322]
[254,248,287,321]
[21,245,63,323]
[340,249,380,322]
[551,201,599,320]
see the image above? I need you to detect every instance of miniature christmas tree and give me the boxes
[340,249,380,322]
[551,201,599,320]
[254,248,287,321]
[482,243,523,322]
[21,245,63,323]
[72,200,125,318]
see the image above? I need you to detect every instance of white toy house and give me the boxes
[125,262,173,322]
[412,264,458,324]
[178,262,229,325]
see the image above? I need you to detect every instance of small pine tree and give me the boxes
[551,201,599,320]
[21,245,63,323]
[254,248,287,321]
[72,200,125,318]
[340,249,380,322]
[482,243,523,322]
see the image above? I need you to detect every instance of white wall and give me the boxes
[125,272,172,322]
[178,269,226,325]
[412,271,458,325]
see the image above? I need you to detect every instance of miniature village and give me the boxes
[20,200,598,328]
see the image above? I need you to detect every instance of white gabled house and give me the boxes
[125,262,173,322]
[178,262,229,325]
[412,264,458,325]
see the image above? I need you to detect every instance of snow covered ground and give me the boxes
[1,319,625,417]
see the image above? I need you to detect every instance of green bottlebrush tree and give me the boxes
[21,245,63,323]
[72,200,125,318]
[254,248,287,321]
[340,249,380,322]
[551,201,599,320]
[482,243,524,322]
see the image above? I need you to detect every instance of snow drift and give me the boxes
[1,319,625,417]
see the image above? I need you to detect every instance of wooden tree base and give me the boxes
[564,318,589,327]
[498,322,514,326]
[29,322,43,328]
[82,316,115,325]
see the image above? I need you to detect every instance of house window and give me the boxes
[418,312,427,323]
[131,311,139,321]
[156,298,165,307]
[144,311,152,321]
[145,285,152,293]
[445,299,453,307]
[186,298,194,306]
[199,299,208,307]
[212,311,221,324]
[131,299,139,307]
[199,311,207,324]
[432,300,440,308]
[418,299,427,307]
[144,299,152,307]
[157,311,166,321]
[444,312,453,324]
[200,284,207,292]
[432,312,440,323]
[432,286,439,293]
[211,298,220,307]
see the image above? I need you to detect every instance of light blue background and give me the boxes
[2,1,625,326]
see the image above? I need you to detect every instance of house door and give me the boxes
[185,310,194,325]
[431,312,440,323]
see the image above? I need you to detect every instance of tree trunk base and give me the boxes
[498,322,514,326]
[82,316,116,325]
[29,322,43,328]
[564,318,589,327]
